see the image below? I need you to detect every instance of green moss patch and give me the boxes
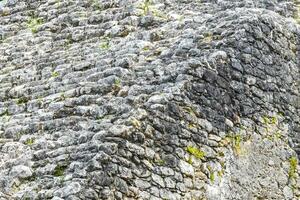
[186,145,205,160]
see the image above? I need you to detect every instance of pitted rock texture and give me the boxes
[0,0,300,199]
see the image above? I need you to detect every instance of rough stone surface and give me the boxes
[0,0,300,199]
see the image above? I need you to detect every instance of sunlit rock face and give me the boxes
[0,0,299,199]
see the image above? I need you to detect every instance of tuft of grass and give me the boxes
[186,146,205,160]
[232,135,241,154]
[288,156,298,180]
[53,165,68,177]
[137,0,166,19]
[17,97,29,105]
[27,17,43,33]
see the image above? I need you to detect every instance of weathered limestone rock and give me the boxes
[0,0,300,199]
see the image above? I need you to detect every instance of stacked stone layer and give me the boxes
[0,0,300,199]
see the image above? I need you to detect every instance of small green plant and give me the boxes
[51,71,59,78]
[37,97,44,106]
[186,146,205,160]
[142,0,151,15]
[16,131,25,140]
[187,156,193,165]
[293,0,300,24]
[225,133,243,155]
[17,97,29,105]
[178,15,184,22]
[130,117,141,129]
[0,108,11,122]
[60,93,66,101]
[91,0,102,10]
[188,123,197,129]
[220,161,225,168]
[218,151,225,157]
[59,176,65,184]
[142,46,150,51]
[0,109,10,117]
[270,117,277,124]
[182,106,197,116]
[288,156,298,180]
[99,37,110,50]
[266,131,283,141]
[114,78,121,87]
[232,135,241,154]
[79,11,87,18]
[25,138,35,146]
[274,131,282,139]
[152,9,167,19]
[154,158,165,166]
[262,116,277,125]
[55,0,63,8]
[137,0,166,19]
[1,4,9,16]
[277,111,284,117]
[20,174,36,182]
[202,33,213,43]
[207,166,215,182]
[53,165,68,177]
[217,170,224,178]
[111,78,121,95]
[27,17,43,33]
[65,38,72,48]
[210,172,215,182]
